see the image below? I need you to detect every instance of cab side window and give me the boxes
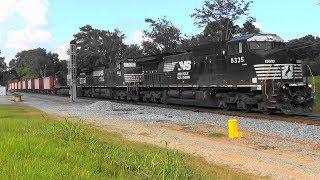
[228,43,238,55]
[228,42,243,55]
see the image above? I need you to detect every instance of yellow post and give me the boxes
[228,119,243,139]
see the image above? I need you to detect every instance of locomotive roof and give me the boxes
[228,34,254,43]
[228,34,284,43]
[119,52,186,63]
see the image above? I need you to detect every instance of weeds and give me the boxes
[0,105,255,179]
[208,131,225,138]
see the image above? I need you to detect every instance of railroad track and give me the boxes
[16,92,320,126]
[77,95,320,126]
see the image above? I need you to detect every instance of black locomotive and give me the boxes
[75,33,314,115]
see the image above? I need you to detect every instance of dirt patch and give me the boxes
[93,118,320,179]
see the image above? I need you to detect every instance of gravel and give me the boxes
[1,93,320,142]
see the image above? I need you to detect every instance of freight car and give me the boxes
[8,76,56,94]
[77,34,315,115]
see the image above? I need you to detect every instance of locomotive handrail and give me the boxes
[306,65,316,93]
[264,64,273,98]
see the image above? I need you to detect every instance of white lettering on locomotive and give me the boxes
[177,72,190,80]
[230,57,244,64]
[265,59,276,64]
[164,60,192,72]
[178,61,192,71]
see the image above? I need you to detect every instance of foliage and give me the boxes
[74,25,142,72]
[0,51,7,85]
[9,48,64,80]
[312,76,320,112]
[0,105,255,179]
[142,17,184,55]
[180,18,260,50]
[0,51,6,73]
[240,17,261,34]
[208,131,225,138]
[191,0,252,27]
[191,0,253,41]
[288,35,320,45]
[288,35,320,75]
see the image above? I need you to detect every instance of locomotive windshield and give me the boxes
[247,34,285,50]
[249,41,286,50]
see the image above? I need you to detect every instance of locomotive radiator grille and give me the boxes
[254,64,302,80]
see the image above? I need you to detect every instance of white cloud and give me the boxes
[0,0,16,23]
[16,0,48,27]
[253,22,263,30]
[5,28,51,52]
[1,0,51,54]
[0,0,16,34]
[125,30,151,45]
[56,42,70,60]
[132,30,145,44]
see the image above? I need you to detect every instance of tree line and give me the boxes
[0,0,319,85]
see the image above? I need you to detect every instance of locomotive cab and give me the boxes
[227,34,314,114]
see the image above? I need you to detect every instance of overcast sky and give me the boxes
[0,0,319,63]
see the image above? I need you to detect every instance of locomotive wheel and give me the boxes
[133,96,139,102]
[113,93,118,100]
[243,105,251,113]
[262,108,275,115]
[160,96,167,104]
[120,95,126,101]
[219,100,232,111]
[222,103,232,111]
[142,96,150,102]
[237,100,251,112]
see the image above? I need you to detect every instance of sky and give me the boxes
[0,0,319,64]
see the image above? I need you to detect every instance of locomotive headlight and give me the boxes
[282,85,287,89]
[308,84,313,88]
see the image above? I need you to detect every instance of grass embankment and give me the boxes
[0,105,255,179]
[313,76,320,112]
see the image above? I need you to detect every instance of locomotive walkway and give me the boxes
[1,93,320,179]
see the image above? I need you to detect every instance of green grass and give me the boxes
[208,131,225,138]
[313,76,320,113]
[0,105,257,179]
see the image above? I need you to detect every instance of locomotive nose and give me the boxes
[263,49,290,63]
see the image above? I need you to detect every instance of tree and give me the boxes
[9,48,62,80]
[192,0,252,27]
[0,51,7,85]
[288,35,320,61]
[142,17,184,55]
[202,18,240,41]
[191,0,252,41]
[288,35,320,75]
[0,51,6,73]
[240,17,260,34]
[74,25,129,71]
[123,44,143,58]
